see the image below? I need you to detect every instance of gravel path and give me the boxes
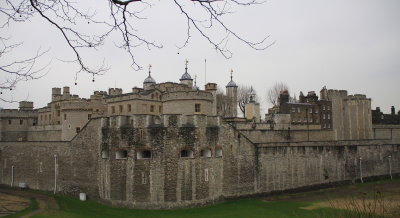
[0,187,59,217]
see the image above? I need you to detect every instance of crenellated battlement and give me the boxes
[0,109,38,118]
[345,94,370,101]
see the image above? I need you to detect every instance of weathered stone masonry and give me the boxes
[1,115,399,209]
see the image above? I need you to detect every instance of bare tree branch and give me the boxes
[0,0,273,100]
[266,82,289,107]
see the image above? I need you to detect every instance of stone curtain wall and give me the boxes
[257,142,400,193]
[0,119,102,199]
[0,114,399,209]
[0,141,69,191]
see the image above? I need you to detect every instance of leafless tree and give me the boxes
[216,87,229,117]
[0,0,274,92]
[238,85,257,117]
[0,36,49,102]
[266,82,289,107]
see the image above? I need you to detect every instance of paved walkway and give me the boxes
[0,187,59,217]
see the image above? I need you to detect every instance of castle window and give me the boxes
[315,108,319,114]
[304,118,307,123]
[204,169,209,182]
[323,106,326,110]
[328,123,331,128]
[101,150,109,159]
[64,114,67,120]
[45,115,47,120]
[119,105,123,113]
[137,150,152,159]
[142,172,147,184]
[151,94,154,99]
[88,114,92,120]
[297,108,300,113]
[150,105,155,112]
[111,106,115,114]
[139,129,144,140]
[20,120,23,125]
[76,127,81,133]
[49,114,51,120]
[309,118,313,123]
[327,106,331,110]
[116,150,128,159]
[323,114,326,120]
[309,108,313,113]
[292,108,296,113]
[328,114,331,119]
[8,120,11,125]
[215,149,223,158]
[57,110,60,116]
[180,149,194,158]
[159,106,162,113]
[200,149,212,158]
[127,104,132,112]
[195,104,201,113]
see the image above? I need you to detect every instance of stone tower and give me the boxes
[225,70,238,117]
[205,83,218,116]
[180,60,193,88]
[245,87,260,121]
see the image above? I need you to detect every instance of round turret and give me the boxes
[225,70,238,117]
[226,71,238,88]
[180,60,193,87]
[143,65,156,90]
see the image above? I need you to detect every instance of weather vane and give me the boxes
[148,64,152,75]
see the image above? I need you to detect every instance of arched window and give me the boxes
[215,148,223,158]
[137,150,152,159]
[180,149,194,158]
[101,150,109,159]
[200,149,212,158]
[116,150,128,159]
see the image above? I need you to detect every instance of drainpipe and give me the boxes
[388,155,392,180]
[11,166,14,187]
[54,155,57,194]
[359,157,363,184]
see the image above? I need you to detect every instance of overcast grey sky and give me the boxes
[1,0,399,114]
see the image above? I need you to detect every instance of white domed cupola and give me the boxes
[226,69,238,88]
[180,60,193,87]
[143,64,156,90]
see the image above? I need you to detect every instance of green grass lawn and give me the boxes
[30,196,338,218]
[7,178,398,218]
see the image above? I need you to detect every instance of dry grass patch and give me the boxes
[0,192,30,216]
[302,191,400,217]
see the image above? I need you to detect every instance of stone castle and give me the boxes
[0,64,399,209]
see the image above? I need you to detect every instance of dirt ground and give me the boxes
[264,180,400,217]
[0,187,59,217]
[0,192,30,217]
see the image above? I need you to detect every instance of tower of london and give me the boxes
[0,64,399,209]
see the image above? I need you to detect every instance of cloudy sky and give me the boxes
[1,0,400,115]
